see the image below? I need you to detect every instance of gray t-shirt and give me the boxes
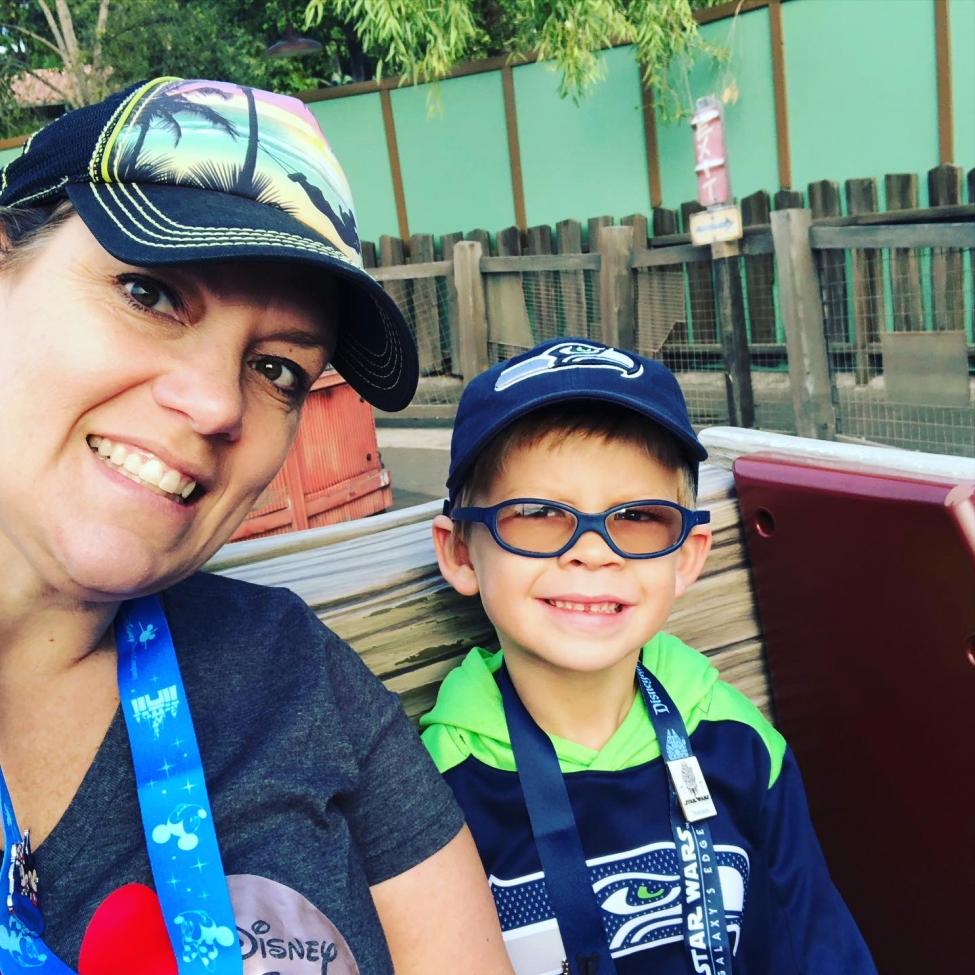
[33,572,464,973]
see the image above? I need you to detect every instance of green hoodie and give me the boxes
[421,631,785,785]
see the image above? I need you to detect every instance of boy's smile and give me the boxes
[436,430,711,693]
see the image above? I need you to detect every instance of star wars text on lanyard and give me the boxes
[0,595,243,975]
[499,662,734,975]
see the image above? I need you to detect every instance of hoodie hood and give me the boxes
[420,632,720,775]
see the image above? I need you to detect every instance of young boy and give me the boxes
[421,338,876,975]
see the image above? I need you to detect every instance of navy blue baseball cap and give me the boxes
[446,338,707,508]
[0,77,417,411]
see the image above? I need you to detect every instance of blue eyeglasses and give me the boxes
[450,498,710,559]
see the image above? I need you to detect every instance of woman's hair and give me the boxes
[0,200,75,273]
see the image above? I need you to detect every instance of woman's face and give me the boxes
[0,214,336,602]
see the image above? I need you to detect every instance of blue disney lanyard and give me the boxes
[498,661,734,975]
[0,595,242,975]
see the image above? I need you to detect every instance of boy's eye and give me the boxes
[614,507,662,524]
[119,275,179,315]
[513,503,567,520]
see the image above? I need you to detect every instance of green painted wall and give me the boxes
[514,46,651,229]
[392,71,515,237]
[0,144,23,170]
[783,0,941,207]
[950,0,975,170]
[306,93,397,246]
[655,6,779,212]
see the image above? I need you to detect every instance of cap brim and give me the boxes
[67,181,418,412]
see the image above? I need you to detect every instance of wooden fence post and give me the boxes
[379,235,410,332]
[884,174,923,331]
[453,240,489,384]
[623,214,651,354]
[557,218,587,338]
[770,208,837,440]
[527,224,557,339]
[650,207,686,347]
[488,225,533,349]
[680,201,717,343]
[441,232,464,375]
[807,179,849,343]
[927,164,965,332]
[845,178,884,383]
[741,190,776,344]
[712,241,755,428]
[597,224,635,349]
[409,233,442,372]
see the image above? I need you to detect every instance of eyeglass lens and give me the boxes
[494,502,685,555]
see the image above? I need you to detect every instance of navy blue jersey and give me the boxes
[422,635,876,975]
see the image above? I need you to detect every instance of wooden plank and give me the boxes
[934,0,954,165]
[440,232,464,376]
[527,224,558,340]
[807,180,848,343]
[409,233,442,372]
[771,208,837,440]
[360,240,377,269]
[631,244,711,268]
[557,219,589,339]
[453,240,489,382]
[625,214,655,354]
[378,236,410,341]
[768,0,793,192]
[741,191,776,343]
[811,223,975,251]
[648,208,688,347]
[370,260,452,282]
[681,201,717,343]
[844,178,884,383]
[641,85,662,207]
[773,189,804,210]
[884,174,923,332]
[598,224,635,348]
[501,65,527,231]
[379,89,409,239]
[587,215,614,253]
[482,254,600,273]
[713,242,756,428]
[485,225,533,349]
[927,164,966,332]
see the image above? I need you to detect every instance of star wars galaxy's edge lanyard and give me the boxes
[0,595,241,974]
[499,661,733,975]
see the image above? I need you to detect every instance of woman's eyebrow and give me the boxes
[267,327,331,350]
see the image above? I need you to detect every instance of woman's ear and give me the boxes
[673,526,713,598]
[432,513,481,597]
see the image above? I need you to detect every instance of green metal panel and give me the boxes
[950,0,975,172]
[514,46,651,230]
[784,0,939,206]
[306,93,398,245]
[0,144,24,170]
[655,8,779,213]
[392,72,515,237]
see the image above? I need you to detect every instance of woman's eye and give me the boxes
[250,356,307,395]
[119,275,178,315]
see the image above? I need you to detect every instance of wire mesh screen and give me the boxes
[818,244,975,457]
[380,275,463,407]
[486,269,601,364]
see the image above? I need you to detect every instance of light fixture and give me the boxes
[265,26,322,58]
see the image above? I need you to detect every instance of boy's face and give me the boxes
[434,431,711,682]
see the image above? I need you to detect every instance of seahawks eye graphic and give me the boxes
[494,342,644,391]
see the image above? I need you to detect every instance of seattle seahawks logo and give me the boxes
[494,342,644,392]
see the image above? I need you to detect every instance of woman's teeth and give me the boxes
[88,436,197,502]
[548,599,622,614]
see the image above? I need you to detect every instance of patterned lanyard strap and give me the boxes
[0,595,242,975]
[499,662,733,975]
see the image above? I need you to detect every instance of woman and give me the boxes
[0,78,511,974]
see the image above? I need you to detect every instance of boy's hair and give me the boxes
[452,402,697,542]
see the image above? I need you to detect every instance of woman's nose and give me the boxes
[151,348,245,441]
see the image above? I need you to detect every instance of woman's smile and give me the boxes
[87,436,200,503]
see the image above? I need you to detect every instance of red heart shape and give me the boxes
[78,883,177,975]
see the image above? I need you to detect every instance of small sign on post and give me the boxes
[690,95,742,247]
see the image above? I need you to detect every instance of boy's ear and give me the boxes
[674,526,712,598]
[432,513,481,597]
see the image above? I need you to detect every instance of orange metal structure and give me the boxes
[230,371,392,541]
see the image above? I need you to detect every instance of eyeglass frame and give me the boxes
[448,498,711,560]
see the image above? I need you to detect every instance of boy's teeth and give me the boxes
[86,436,197,501]
[550,599,622,614]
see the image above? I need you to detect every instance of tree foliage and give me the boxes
[0,0,351,138]
[304,0,727,114]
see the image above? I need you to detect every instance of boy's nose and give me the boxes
[558,527,624,568]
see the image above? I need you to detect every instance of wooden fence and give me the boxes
[363,164,975,456]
